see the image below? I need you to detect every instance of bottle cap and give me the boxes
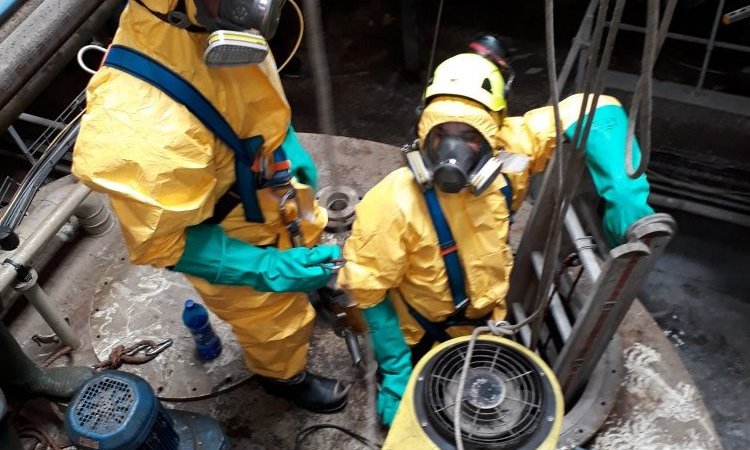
[184,299,195,308]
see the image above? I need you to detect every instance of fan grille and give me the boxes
[73,376,135,435]
[421,341,546,449]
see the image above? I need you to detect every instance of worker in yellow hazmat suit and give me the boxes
[72,0,349,413]
[339,34,654,425]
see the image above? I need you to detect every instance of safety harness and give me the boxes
[103,45,292,224]
[408,180,513,352]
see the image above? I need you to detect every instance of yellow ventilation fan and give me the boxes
[384,335,563,450]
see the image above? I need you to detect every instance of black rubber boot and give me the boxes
[0,323,94,401]
[258,371,350,414]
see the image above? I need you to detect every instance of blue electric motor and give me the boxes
[65,371,228,450]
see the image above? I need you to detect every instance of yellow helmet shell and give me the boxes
[425,53,507,112]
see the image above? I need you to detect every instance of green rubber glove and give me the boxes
[565,104,655,246]
[362,297,413,427]
[174,224,339,292]
[282,125,319,191]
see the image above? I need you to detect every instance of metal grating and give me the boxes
[423,341,545,449]
[73,375,135,435]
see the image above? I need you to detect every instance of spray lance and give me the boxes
[276,184,366,367]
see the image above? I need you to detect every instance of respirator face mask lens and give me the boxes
[426,134,477,194]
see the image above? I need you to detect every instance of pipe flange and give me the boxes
[316,186,359,232]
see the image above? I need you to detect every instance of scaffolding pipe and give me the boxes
[612,22,750,54]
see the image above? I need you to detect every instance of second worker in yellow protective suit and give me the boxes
[338,34,655,426]
[72,0,348,413]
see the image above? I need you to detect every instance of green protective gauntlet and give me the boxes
[282,125,319,192]
[565,104,655,246]
[174,224,339,292]
[362,297,413,427]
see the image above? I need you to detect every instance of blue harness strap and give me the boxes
[104,45,270,223]
[423,188,469,309]
[500,173,513,217]
[411,182,514,345]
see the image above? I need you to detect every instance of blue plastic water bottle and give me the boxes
[182,299,222,360]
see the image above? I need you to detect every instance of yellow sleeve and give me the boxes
[72,70,221,267]
[496,94,622,210]
[338,171,410,309]
[496,109,555,210]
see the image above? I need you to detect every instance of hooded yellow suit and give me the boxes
[72,0,326,378]
[339,93,628,345]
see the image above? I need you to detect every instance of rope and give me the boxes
[294,424,380,450]
[94,339,160,371]
[530,0,625,350]
[301,0,340,186]
[624,0,678,178]
[528,0,578,354]
[41,345,73,368]
[424,0,446,88]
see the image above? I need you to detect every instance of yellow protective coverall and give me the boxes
[72,0,326,379]
[338,94,615,345]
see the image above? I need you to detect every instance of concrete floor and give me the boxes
[639,209,750,450]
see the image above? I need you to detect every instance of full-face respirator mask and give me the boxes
[403,129,529,196]
[194,0,287,67]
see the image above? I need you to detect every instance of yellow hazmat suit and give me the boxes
[72,0,326,379]
[338,95,563,345]
[339,93,625,344]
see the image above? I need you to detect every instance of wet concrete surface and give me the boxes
[639,209,750,450]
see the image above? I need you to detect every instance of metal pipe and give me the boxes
[0,0,121,132]
[612,23,750,54]
[0,0,105,113]
[511,303,532,347]
[556,0,598,94]
[0,182,91,295]
[531,252,573,340]
[697,0,726,92]
[15,274,81,349]
[74,192,114,236]
[649,193,750,227]
[18,113,66,131]
[564,208,602,281]
[0,0,45,41]
[6,126,35,163]
[723,5,750,24]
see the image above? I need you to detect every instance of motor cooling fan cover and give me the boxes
[412,336,562,450]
